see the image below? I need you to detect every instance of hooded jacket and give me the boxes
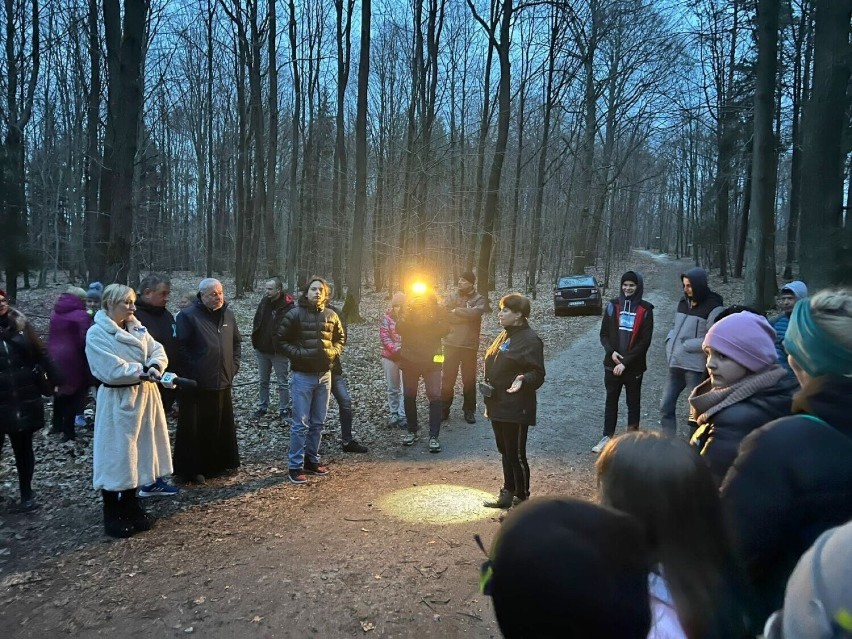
[47,293,93,394]
[600,272,654,373]
[721,375,852,630]
[443,288,486,350]
[276,296,345,374]
[665,267,724,372]
[769,280,808,370]
[251,292,295,354]
[396,300,450,370]
[133,298,179,368]
[176,298,241,390]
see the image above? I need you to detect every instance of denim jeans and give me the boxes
[255,350,290,411]
[659,367,705,436]
[288,371,331,469]
[381,357,406,420]
[331,372,353,443]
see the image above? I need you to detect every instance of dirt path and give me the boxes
[0,252,693,638]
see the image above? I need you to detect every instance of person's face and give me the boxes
[265,281,281,300]
[201,283,225,310]
[306,280,326,305]
[391,293,405,312]
[0,294,8,316]
[86,298,99,312]
[498,305,523,327]
[682,277,693,299]
[705,346,749,388]
[458,277,473,293]
[179,296,194,310]
[142,283,171,308]
[622,280,638,297]
[108,293,136,325]
[778,294,797,314]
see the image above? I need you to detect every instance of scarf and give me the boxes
[688,365,788,426]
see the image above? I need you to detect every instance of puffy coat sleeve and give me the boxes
[144,334,168,373]
[276,307,302,361]
[85,327,145,385]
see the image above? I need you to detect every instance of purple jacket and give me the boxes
[47,293,93,394]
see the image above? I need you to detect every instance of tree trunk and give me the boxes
[744,0,779,310]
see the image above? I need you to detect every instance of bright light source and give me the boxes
[378,484,496,524]
[411,282,428,295]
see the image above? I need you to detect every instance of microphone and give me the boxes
[139,371,197,389]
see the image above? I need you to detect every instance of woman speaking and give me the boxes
[482,293,545,509]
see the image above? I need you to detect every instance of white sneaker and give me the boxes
[591,436,611,454]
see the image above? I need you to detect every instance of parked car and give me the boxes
[554,275,602,316]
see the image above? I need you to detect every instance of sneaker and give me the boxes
[279,408,291,420]
[74,415,86,428]
[253,408,268,418]
[401,432,419,446]
[429,437,441,453]
[138,477,180,498]
[342,440,368,453]
[483,489,514,509]
[10,494,38,513]
[591,436,611,454]
[463,411,476,424]
[304,461,328,476]
[389,415,400,428]
[288,469,307,484]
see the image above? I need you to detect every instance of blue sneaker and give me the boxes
[137,477,180,498]
[74,415,86,428]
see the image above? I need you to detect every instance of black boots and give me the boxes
[102,489,155,538]
[484,488,515,509]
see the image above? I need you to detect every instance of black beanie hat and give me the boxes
[621,271,639,285]
[489,498,652,639]
[460,270,476,285]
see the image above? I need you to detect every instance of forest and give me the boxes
[0,0,850,317]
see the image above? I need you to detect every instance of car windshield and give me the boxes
[557,276,595,288]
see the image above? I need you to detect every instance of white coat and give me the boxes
[86,310,172,491]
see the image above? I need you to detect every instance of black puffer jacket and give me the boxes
[0,310,60,435]
[276,297,345,374]
[176,298,241,390]
[690,372,797,485]
[396,304,450,370]
[483,323,545,425]
[721,375,852,630]
[251,292,295,354]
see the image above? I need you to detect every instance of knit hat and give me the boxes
[780,521,852,638]
[86,281,104,301]
[460,270,476,285]
[488,498,651,638]
[703,311,777,373]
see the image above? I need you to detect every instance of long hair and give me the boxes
[597,432,750,638]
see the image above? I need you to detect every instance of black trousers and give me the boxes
[52,389,88,439]
[490,420,530,499]
[441,345,477,412]
[0,431,36,500]
[603,369,643,437]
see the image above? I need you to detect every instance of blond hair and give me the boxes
[66,286,87,300]
[809,289,852,351]
[101,283,135,310]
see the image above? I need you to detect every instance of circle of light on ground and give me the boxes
[378,484,497,524]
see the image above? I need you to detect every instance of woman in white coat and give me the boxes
[85,283,171,538]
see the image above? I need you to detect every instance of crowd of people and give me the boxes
[1,265,851,638]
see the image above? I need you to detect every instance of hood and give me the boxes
[781,280,808,301]
[681,267,711,304]
[618,271,644,309]
[134,298,167,315]
[54,293,86,315]
[792,375,852,438]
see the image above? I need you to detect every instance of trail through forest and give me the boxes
[0,252,698,638]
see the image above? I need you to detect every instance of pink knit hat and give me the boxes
[703,312,777,373]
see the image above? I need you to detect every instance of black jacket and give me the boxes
[720,375,852,629]
[690,372,797,485]
[483,323,545,425]
[0,311,60,435]
[251,293,295,354]
[599,299,654,373]
[396,305,450,370]
[175,299,241,390]
[276,297,345,374]
[133,299,179,368]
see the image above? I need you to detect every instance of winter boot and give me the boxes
[123,490,155,532]
[627,423,640,432]
[102,490,134,539]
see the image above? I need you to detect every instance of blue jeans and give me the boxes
[288,371,331,469]
[255,350,290,412]
[331,372,353,443]
[659,367,705,436]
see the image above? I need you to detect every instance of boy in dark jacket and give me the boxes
[594,271,654,453]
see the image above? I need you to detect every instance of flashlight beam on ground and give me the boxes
[378,485,496,524]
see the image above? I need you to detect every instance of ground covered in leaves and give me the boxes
[0,252,747,637]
